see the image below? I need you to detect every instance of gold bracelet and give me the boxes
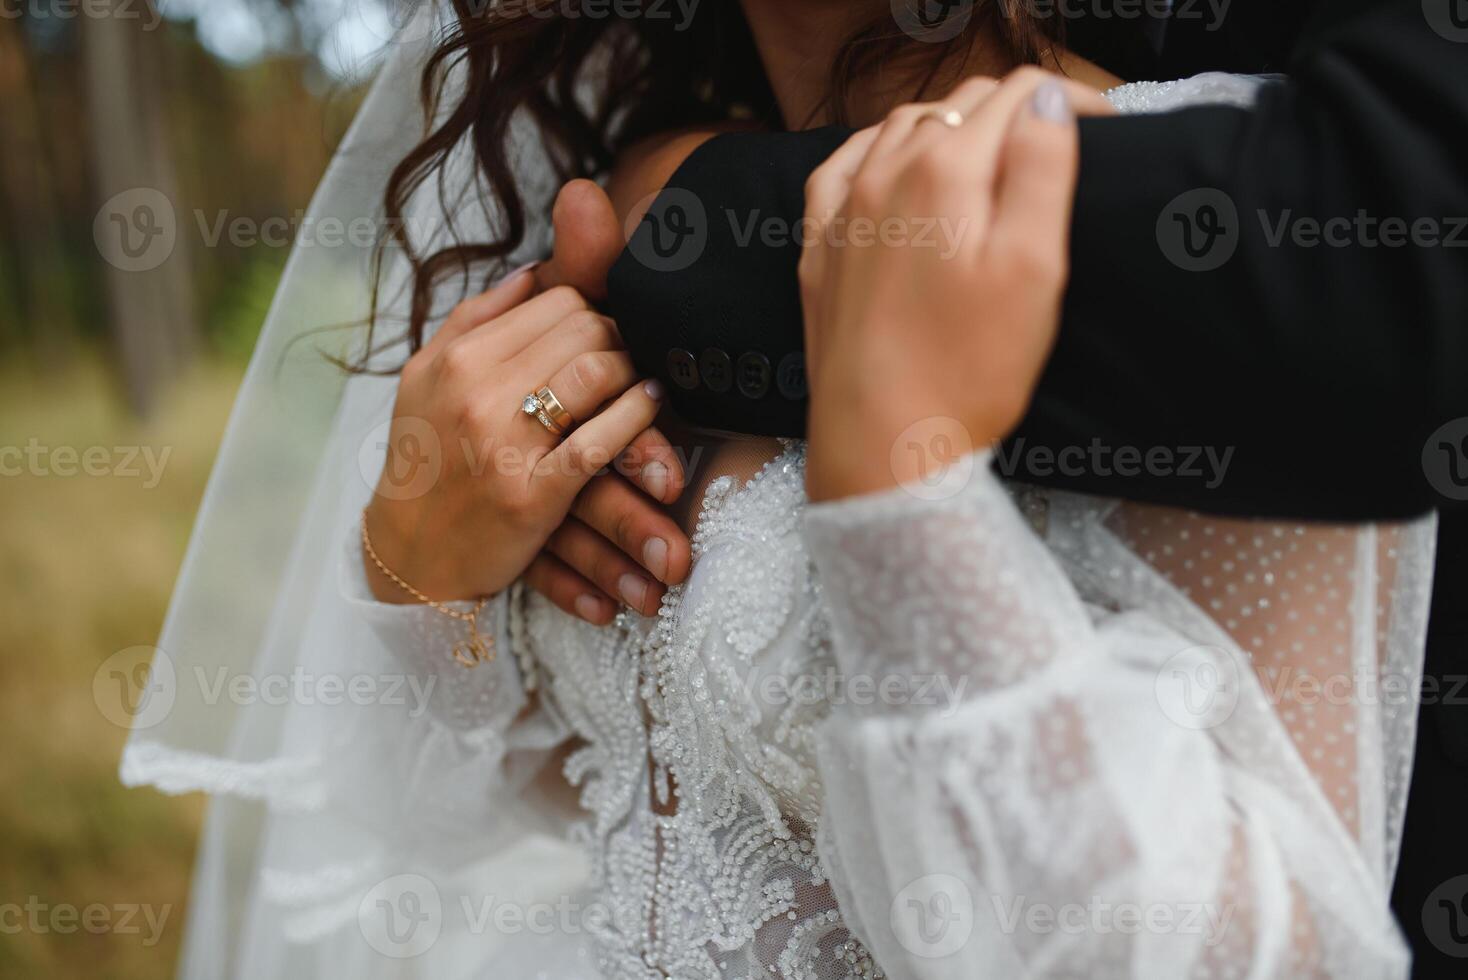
[361,511,494,669]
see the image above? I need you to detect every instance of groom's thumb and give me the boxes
[534,179,623,302]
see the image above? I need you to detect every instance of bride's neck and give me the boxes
[738,0,1123,128]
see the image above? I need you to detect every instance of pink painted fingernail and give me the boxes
[644,537,669,582]
[574,594,604,623]
[643,380,665,401]
[1031,82,1073,124]
[619,574,650,610]
[642,461,669,500]
[501,260,540,285]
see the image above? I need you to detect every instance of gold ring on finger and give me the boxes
[521,391,566,439]
[917,106,965,129]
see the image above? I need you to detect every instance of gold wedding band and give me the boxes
[536,386,574,432]
[918,107,965,129]
[521,391,566,438]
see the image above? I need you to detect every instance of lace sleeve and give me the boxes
[806,451,1435,979]
[336,525,569,838]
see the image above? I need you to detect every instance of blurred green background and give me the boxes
[0,2,398,975]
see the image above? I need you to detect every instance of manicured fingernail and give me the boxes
[643,380,665,401]
[642,461,669,500]
[643,537,669,582]
[502,260,540,285]
[1031,81,1073,124]
[619,574,650,610]
[574,594,604,623]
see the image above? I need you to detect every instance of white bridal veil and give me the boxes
[121,3,582,976]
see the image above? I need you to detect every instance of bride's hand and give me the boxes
[364,272,674,623]
[799,70,1088,502]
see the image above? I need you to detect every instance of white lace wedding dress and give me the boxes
[122,73,1437,980]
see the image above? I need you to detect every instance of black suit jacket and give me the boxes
[605,5,1467,973]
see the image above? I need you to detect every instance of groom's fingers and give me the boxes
[533,178,624,302]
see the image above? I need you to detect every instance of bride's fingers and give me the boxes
[540,379,667,494]
[856,77,1001,174]
[523,552,618,625]
[948,67,1082,190]
[545,517,666,616]
[536,349,638,425]
[447,286,609,370]
[990,83,1080,283]
[418,264,539,359]
[510,311,624,395]
[802,126,880,232]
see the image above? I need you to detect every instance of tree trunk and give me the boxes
[82,0,196,416]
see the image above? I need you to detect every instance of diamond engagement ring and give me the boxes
[522,388,570,438]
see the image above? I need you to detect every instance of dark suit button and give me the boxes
[776,352,807,400]
[699,348,733,393]
[736,352,772,399]
[666,349,699,390]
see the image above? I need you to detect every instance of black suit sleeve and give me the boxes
[1027,1,1468,520]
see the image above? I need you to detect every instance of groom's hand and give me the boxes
[523,180,692,621]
